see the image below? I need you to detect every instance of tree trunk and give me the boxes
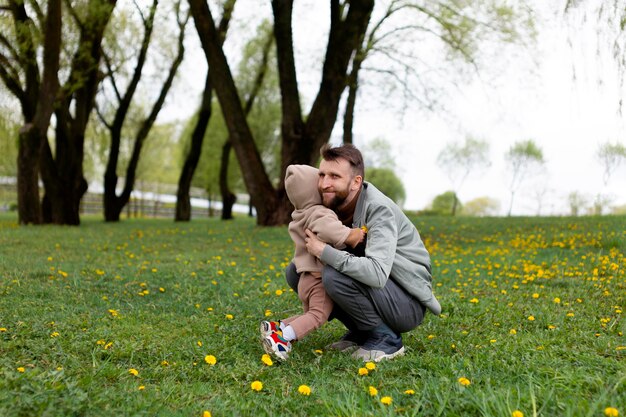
[8,0,62,225]
[219,140,236,220]
[176,73,213,221]
[175,1,235,221]
[17,126,43,224]
[37,0,116,225]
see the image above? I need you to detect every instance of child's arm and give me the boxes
[344,227,366,248]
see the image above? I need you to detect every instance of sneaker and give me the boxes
[260,320,282,338]
[351,328,404,362]
[262,331,292,361]
[327,330,369,352]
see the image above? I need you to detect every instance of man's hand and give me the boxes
[304,229,326,258]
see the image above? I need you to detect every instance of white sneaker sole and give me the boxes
[352,346,405,362]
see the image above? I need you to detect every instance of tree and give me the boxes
[430,190,461,216]
[342,0,536,143]
[175,0,235,221]
[567,191,588,216]
[188,0,374,225]
[366,167,406,206]
[462,196,500,217]
[504,139,544,216]
[98,0,188,222]
[596,141,626,186]
[39,0,117,225]
[0,0,63,224]
[437,136,490,216]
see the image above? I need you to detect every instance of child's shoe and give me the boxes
[260,320,282,338]
[262,331,291,361]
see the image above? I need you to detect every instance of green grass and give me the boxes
[0,213,624,416]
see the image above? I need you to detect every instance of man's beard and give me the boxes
[321,188,349,210]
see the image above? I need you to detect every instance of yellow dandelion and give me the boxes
[566,312,575,317]
[532,293,539,299]
[512,411,524,417]
[458,377,471,386]
[264,309,272,317]
[204,355,217,365]
[314,349,323,354]
[470,298,479,303]
[361,225,368,232]
[381,396,392,405]
[0,327,7,332]
[605,407,619,417]
[250,380,263,391]
[510,329,517,335]
[203,411,212,417]
[50,332,59,338]
[404,389,415,395]
[298,385,311,396]
[365,362,376,371]
[128,368,139,376]
[275,289,283,296]
[161,360,169,366]
[553,297,561,304]
[159,287,165,293]
[225,314,234,320]
[527,316,535,321]
[17,367,25,373]
[138,385,145,391]
[368,386,378,396]
[261,354,273,366]
[358,367,369,376]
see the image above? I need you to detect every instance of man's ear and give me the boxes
[351,175,363,190]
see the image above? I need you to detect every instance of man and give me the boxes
[285,143,441,362]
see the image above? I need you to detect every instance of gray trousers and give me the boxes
[285,262,425,334]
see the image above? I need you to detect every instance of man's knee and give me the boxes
[285,262,299,293]
[321,265,350,298]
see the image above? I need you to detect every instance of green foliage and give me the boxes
[504,139,545,215]
[462,196,500,217]
[0,213,624,416]
[0,114,18,177]
[365,167,406,206]
[430,190,461,216]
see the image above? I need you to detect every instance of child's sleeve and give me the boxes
[307,209,351,249]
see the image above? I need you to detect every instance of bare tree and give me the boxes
[98,0,188,222]
[437,136,490,215]
[175,0,235,221]
[504,139,545,216]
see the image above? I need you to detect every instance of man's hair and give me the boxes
[320,143,365,180]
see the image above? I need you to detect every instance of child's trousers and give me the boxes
[283,271,333,339]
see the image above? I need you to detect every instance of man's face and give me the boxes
[318,158,362,210]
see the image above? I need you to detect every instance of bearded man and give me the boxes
[284,143,441,362]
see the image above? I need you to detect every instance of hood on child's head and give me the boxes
[285,164,322,210]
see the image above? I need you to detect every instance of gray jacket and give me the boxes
[320,182,442,315]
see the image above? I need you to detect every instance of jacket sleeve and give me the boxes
[307,209,351,249]
[319,203,396,288]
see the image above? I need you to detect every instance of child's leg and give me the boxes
[284,272,333,340]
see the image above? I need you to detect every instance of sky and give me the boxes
[166,0,626,216]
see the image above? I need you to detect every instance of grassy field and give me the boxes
[0,213,624,417]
